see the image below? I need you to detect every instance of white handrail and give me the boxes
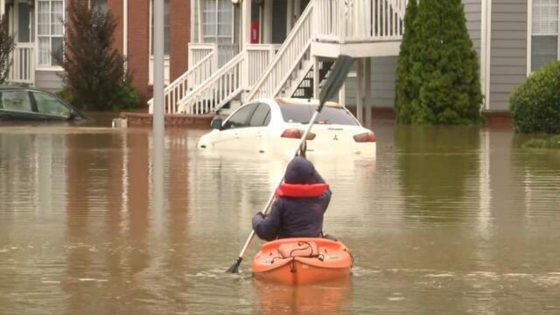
[177,51,247,115]
[247,2,314,101]
[148,52,215,114]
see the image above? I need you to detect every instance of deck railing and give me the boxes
[8,44,34,84]
[178,51,246,115]
[175,44,280,114]
[315,0,407,43]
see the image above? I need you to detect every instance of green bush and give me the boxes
[510,61,560,134]
[522,135,560,149]
[0,14,15,84]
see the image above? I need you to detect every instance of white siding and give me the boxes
[344,56,397,108]
[35,71,64,92]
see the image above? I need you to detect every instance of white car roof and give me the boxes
[254,97,342,108]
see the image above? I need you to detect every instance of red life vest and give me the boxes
[275,183,329,198]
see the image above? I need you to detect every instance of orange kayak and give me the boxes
[251,237,353,285]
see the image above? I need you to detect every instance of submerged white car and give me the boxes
[198,98,376,157]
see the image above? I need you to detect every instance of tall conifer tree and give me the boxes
[395,0,418,124]
[398,0,482,124]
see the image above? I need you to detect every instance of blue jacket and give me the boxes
[252,157,332,241]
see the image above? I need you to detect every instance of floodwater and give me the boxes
[1,119,560,314]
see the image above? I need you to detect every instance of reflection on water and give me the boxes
[1,122,560,314]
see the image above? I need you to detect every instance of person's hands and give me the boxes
[255,211,266,219]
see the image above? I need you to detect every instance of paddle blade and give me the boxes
[318,55,353,112]
[227,257,242,273]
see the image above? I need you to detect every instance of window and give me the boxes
[18,3,32,43]
[151,0,170,56]
[531,0,560,72]
[0,91,33,112]
[223,103,258,129]
[202,0,234,44]
[279,104,359,126]
[33,92,71,117]
[38,0,64,67]
[249,103,271,127]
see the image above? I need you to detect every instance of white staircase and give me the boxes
[152,0,408,116]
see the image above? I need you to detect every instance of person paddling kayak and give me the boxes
[252,157,332,241]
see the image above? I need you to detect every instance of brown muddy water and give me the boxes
[1,119,560,314]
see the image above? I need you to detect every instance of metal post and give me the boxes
[153,0,165,132]
[152,0,165,215]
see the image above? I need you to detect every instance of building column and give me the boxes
[286,0,293,33]
[242,0,252,49]
[313,56,320,98]
[0,0,5,16]
[263,0,272,43]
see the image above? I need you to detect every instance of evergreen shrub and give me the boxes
[0,14,15,84]
[55,2,138,111]
[395,0,482,125]
[510,61,560,134]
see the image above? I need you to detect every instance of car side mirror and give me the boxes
[67,111,81,121]
[211,118,223,130]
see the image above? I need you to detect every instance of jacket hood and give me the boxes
[284,157,317,184]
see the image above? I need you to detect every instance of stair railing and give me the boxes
[177,51,247,115]
[246,2,314,101]
[148,52,216,114]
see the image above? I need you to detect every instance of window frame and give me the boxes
[200,0,235,44]
[222,103,259,130]
[528,0,560,74]
[36,0,65,70]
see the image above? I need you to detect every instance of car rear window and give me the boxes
[279,104,359,126]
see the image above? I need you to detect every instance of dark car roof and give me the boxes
[0,84,88,121]
[0,84,55,94]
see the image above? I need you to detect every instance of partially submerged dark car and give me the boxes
[0,85,86,122]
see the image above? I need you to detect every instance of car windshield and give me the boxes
[278,104,359,126]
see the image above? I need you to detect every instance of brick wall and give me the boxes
[126,0,151,105]
[170,1,190,81]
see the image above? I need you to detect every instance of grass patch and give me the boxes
[522,135,560,149]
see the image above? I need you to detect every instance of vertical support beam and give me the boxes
[357,58,364,124]
[313,56,320,98]
[0,0,5,16]
[365,57,372,127]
